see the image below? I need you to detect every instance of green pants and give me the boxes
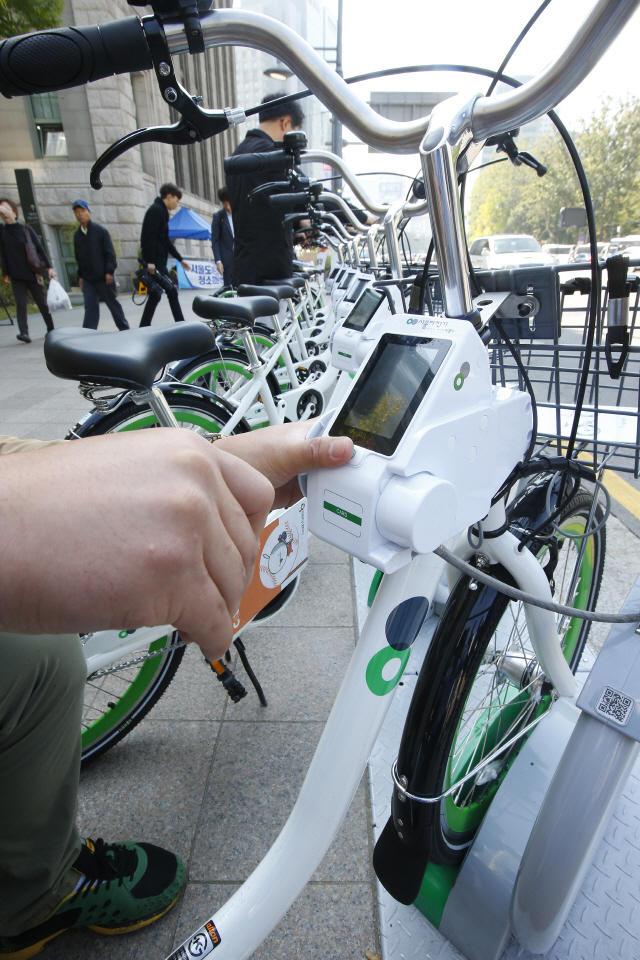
[0,632,85,936]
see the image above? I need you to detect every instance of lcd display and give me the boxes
[338,270,355,290]
[328,267,339,279]
[343,288,384,332]
[330,334,451,455]
[344,277,369,304]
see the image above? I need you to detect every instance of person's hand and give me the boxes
[105,274,113,285]
[2,275,9,283]
[212,420,353,509]
[48,268,56,280]
[181,260,191,271]
[216,261,224,275]
[147,263,156,274]
[78,278,83,288]
[0,430,274,660]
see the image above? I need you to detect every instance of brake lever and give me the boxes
[90,14,245,189]
[247,180,292,201]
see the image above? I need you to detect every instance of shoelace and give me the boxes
[73,838,138,897]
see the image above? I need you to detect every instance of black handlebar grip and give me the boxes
[224,151,286,175]
[268,192,311,210]
[0,16,151,98]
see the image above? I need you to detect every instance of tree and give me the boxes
[0,0,63,39]
[468,97,640,244]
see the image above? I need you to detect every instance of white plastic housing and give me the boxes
[307,313,533,572]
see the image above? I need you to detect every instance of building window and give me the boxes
[54,224,78,291]
[30,93,68,158]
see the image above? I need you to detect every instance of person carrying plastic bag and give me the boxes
[0,197,55,344]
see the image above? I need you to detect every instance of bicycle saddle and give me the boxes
[237,283,296,301]
[263,276,307,290]
[45,322,215,390]
[192,295,279,324]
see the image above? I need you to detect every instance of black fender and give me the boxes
[372,569,511,904]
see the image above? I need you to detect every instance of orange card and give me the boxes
[232,499,308,635]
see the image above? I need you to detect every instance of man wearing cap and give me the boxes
[72,200,130,331]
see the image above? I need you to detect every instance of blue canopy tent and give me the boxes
[167,206,211,240]
[168,207,223,289]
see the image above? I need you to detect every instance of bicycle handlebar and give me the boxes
[1,0,636,154]
[268,192,310,210]
[0,16,150,97]
[164,0,638,150]
[223,150,287,175]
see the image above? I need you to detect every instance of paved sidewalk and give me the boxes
[0,292,380,959]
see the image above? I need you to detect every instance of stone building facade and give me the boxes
[0,0,238,290]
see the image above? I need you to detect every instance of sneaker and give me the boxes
[16,334,31,344]
[0,838,186,958]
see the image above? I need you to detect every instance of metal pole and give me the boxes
[330,0,343,192]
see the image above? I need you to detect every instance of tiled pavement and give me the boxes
[0,293,381,959]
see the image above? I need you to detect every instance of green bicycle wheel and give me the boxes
[177,348,281,429]
[426,491,605,864]
[75,390,243,762]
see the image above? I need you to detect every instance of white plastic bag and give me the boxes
[46,278,71,312]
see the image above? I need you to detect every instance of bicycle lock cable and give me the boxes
[434,545,640,624]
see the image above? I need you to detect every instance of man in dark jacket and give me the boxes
[72,200,129,331]
[226,94,304,287]
[210,186,234,287]
[139,183,191,327]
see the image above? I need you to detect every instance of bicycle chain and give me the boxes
[86,640,187,680]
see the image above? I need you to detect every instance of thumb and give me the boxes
[305,433,354,470]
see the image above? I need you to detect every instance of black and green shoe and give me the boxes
[0,837,186,958]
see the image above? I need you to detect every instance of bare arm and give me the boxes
[0,423,352,659]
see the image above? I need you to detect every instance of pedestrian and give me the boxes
[226,93,305,287]
[139,183,191,327]
[211,185,234,287]
[0,197,55,344]
[72,200,130,331]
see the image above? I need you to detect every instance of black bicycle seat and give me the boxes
[45,322,215,390]
[192,295,279,324]
[238,283,296,301]
[264,276,307,290]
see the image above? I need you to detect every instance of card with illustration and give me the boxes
[232,499,308,635]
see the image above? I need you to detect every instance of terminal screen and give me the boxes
[343,288,384,332]
[344,278,369,304]
[328,267,339,279]
[338,270,354,290]
[330,333,451,455]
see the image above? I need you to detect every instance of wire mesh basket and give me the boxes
[489,260,640,477]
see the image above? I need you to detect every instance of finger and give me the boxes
[214,448,275,537]
[174,581,235,661]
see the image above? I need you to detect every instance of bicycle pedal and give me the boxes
[207,659,248,703]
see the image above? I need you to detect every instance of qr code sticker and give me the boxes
[595,686,634,726]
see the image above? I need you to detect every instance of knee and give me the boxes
[0,634,85,734]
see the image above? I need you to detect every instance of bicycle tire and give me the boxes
[81,631,185,764]
[75,390,245,763]
[374,488,605,902]
[175,348,281,427]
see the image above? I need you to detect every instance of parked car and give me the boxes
[469,234,556,270]
[606,236,640,271]
[569,242,609,264]
[542,243,573,264]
